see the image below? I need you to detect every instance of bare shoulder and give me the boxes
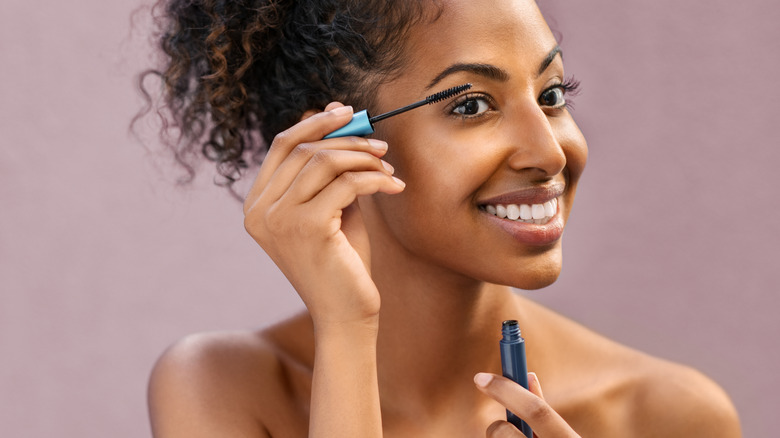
[520,298,741,437]
[627,358,742,437]
[148,314,314,438]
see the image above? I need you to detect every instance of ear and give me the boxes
[300,109,319,121]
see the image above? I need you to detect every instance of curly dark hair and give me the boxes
[137,0,435,191]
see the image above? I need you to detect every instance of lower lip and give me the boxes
[483,209,565,247]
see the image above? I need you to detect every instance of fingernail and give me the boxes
[528,371,544,398]
[392,176,406,188]
[331,105,353,116]
[368,139,388,151]
[381,160,395,174]
[474,373,493,388]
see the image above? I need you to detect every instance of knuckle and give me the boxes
[310,149,334,167]
[290,142,317,160]
[271,129,293,150]
[346,135,364,147]
[243,214,254,234]
[337,171,361,186]
[526,397,553,422]
[243,210,267,241]
[242,199,253,216]
[263,203,286,233]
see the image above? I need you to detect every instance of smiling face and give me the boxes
[362,0,588,290]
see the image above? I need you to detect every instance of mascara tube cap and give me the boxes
[323,110,374,139]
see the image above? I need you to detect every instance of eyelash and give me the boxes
[447,75,582,119]
[447,92,496,120]
[543,76,581,110]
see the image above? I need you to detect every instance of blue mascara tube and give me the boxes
[500,320,533,438]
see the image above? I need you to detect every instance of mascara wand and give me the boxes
[324,83,472,139]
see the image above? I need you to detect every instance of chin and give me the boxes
[511,269,561,290]
[502,255,563,290]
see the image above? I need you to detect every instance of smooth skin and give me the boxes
[148,0,741,437]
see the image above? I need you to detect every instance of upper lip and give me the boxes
[477,182,565,206]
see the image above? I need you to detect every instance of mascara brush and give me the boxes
[324,83,472,139]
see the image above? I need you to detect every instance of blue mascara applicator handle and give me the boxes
[323,110,374,139]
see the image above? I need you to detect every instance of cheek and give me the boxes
[369,124,488,252]
[557,117,588,181]
[378,120,490,196]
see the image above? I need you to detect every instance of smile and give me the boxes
[482,198,558,225]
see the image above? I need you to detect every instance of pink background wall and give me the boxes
[1,0,777,436]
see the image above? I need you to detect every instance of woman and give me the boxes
[144,0,741,436]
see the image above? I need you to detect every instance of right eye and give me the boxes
[451,95,492,117]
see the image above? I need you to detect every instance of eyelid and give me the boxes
[445,91,497,117]
[540,76,581,109]
[448,91,494,107]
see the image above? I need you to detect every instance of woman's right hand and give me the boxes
[243,102,405,328]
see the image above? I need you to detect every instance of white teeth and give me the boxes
[483,198,559,224]
[506,204,521,220]
[544,200,555,217]
[520,204,532,220]
[531,204,545,219]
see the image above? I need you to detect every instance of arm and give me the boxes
[242,103,404,437]
[309,322,381,437]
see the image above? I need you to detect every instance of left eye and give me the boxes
[538,87,566,108]
[452,97,490,116]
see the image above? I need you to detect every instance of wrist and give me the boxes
[312,316,379,344]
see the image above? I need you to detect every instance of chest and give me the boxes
[264,387,509,438]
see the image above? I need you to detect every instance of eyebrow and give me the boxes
[425,45,562,90]
[538,45,562,76]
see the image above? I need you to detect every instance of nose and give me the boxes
[505,104,567,178]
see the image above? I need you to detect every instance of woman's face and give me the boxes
[365,0,588,290]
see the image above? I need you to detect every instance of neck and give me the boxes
[364,207,527,419]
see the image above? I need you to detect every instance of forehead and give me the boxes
[396,0,558,88]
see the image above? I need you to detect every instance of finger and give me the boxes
[475,373,579,438]
[283,149,394,205]
[528,372,544,399]
[244,105,355,209]
[306,171,405,219]
[264,105,354,171]
[486,420,528,438]
[324,101,343,112]
[254,136,389,208]
[264,172,403,243]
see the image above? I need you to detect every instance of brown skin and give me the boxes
[148,1,741,437]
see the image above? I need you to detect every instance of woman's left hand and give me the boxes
[475,372,581,438]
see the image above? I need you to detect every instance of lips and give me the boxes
[477,183,566,246]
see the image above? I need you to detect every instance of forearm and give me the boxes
[309,320,382,438]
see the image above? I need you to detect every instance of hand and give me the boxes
[475,372,581,438]
[243,103,405,328]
